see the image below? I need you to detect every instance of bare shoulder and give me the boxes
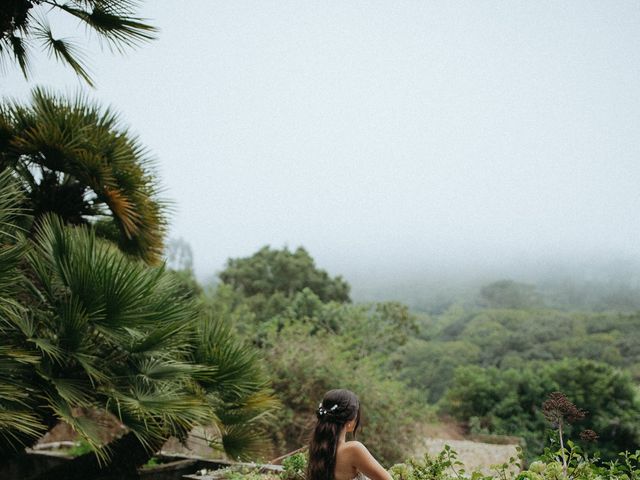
[343,441,371,457]
[344,441,367,451]
[343,441,391,480]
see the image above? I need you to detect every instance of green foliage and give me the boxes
[347,302,419,357]
[260,321,425,465]
[0,88,168,263]
[202,283,258,338]
[442,359,640,460]
[207,248,425,463]
[213,466,280,480]
[390,449,455,480]
[388,443,640,480]
[167,268,204,300]
[214,244,428,462]
[142,457,160,468]
[395,303,640,404]
[219,246,351,305]
[67,439,94,457]
[0,0,156,85]
[390,444,522,480]
[395,291,640,463]
[281,452,307,480]
[0,170,45,452]
[607,450,640,480]
[225,470,268,480]
[0,178,277,462]
[193,306,279,461]
[396,339,480,402]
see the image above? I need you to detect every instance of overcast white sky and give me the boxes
[3,1,640,284]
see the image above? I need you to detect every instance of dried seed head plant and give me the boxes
[542,392,587,426]
[542,391,593,476]
[579,429,599,443]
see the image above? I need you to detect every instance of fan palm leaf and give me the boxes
[0,88,167,263]
[0,170,47,453]
[0,0,156,85]
[191,308,280,460]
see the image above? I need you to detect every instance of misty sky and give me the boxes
[3,1,640,284]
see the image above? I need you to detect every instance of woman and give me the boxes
[307,389,392,480]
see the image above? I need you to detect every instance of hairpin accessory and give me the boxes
[317,403,339,416]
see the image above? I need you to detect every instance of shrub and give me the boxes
[443,359,640,460]
[282,452,307,480]
[263,323,425,465]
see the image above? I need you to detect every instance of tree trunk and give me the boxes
[29,432,159,480]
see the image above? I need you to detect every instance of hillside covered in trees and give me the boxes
[166,245,640,464]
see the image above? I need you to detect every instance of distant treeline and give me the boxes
[350,265,640,314]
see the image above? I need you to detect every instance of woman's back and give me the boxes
[334,441,359,480]
[334,441,390,480]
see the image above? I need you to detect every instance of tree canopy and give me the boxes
[220,246,351,303]
[0,171,277,476]
[442,359,640,460]
[0,88,167,263]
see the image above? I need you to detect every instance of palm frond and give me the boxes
[32,18,94,86]
[1,88,168,263]
[69,0,143,16]
[28,337,65,364]
[59,3,157,53]
[218,424,273,462]
[46,395,109,463]
[0,409,46,449]
[0,171,45,452]
[134,358,209,384]
[5,34,31,77]
[194,311,271,398]
[215,391,280,426]
[109,380,213,446]
[190,308,280,459]
[48,377,96,406]
[2,0,155,84]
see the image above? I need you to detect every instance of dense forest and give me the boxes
[167,244,640,464]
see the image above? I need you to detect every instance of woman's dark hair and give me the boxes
[307,389,360,480]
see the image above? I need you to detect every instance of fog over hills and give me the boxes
[343,254,640,312]
[4,1,639,302]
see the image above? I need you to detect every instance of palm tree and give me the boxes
[192,308,280,461]
[25,213,211,459]
[0,87,167,264]
[0,0,156,86]
[0,170,45,455]
[0,171,278,478]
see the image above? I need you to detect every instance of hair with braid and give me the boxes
[307,389,361,480]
